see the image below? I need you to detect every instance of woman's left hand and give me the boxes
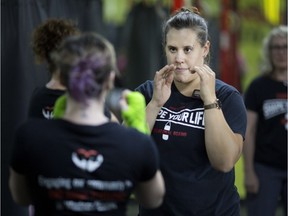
[192,64,216,104]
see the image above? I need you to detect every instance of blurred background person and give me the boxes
[28,18,80,119]
[29,18,118,122]
[9,32,165,216]
[243,25,287,216]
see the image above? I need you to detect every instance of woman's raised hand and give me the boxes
[192,64,216,104]
[152,64,175,107]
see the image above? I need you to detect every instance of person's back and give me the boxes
[28,87,65,119]
[9,32,165,216]
[12,118,159,216]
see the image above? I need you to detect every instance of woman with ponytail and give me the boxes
[136,7,247,215]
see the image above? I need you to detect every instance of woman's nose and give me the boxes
[175,52,184,63]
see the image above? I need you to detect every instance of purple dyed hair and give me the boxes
[69,57,106,104]
[53,32,118,104]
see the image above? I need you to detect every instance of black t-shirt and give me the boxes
[244,75,287,170]
[11,119,159,216]
[136,80,247,216]
[28,87,65,119]
[28,87,111,120]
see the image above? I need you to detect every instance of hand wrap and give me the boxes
[53,95,67,119]
[121,91,150,134]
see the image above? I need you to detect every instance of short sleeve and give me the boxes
[244,79,260,112]
[218,85,247,139]
[135,80,154,105]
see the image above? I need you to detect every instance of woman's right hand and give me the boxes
[151,64,175,107]
[244,170,259,194]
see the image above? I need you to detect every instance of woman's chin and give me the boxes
[174,73,197,83]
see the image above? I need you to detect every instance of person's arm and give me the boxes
[204,108,243,172]
[243,110,259,193]
[9,168,32,206]
[134,170,165,208]
[195,65,244,172]
[146,65,175,131]
[146,100,162,132]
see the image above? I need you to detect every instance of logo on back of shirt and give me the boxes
[72,148,104,172]
[42,106,54,119]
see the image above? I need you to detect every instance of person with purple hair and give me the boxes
[26,18,119,216]
[9,32,165,216]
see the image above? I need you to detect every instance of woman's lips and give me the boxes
[175,67,196,74]
[175,67,188,72]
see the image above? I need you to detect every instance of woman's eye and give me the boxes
[184,48,192,53]
[169,47,177,53]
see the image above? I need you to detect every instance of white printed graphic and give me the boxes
[157,107,205,129]
[63,200,117,212]
[162,121,171,140]
[72,149,104,172]
[42,106,54,119]
[263,99,287,119]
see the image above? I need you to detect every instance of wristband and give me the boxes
[204,99,222,110]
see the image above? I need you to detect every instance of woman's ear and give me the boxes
[107,71,116,90]
[203,40,210,57]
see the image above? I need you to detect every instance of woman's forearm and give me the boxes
[146,100,162,132]
[204,109,243,172]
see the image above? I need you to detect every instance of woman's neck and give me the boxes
[46,73,66,90]
[62,97,109,126]
[272,68,287,82]
[174,76,201,97]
